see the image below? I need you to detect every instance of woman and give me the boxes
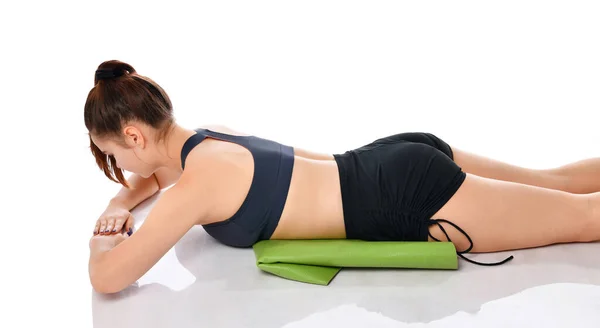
[86,60,600,294]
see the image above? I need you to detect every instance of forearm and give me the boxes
[88,236,121,293]
[108,173,160,211]
[89,232,140,293]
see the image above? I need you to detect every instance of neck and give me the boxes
[156,124,198,172]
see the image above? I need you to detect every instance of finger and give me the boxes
[124,213,134,234]
[113,217,126,233]
[104,219,113,234]
[99,218,107,235]
[106,218,116,234]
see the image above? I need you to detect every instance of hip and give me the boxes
[333,138,467,240]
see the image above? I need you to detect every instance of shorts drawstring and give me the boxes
[428,218,514,266]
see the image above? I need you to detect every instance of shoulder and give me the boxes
[198,124,252,137]
[176,138,226,207]
[180,140,223,181]
[200,124,334,161]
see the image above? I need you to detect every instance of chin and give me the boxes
[130,166,157,179]
[128,169,150,179]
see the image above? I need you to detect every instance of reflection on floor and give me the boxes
[283,283,600,327]
[92,191,600,328]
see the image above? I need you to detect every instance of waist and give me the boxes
[269,157,346,240]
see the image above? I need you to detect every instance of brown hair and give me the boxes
[84,60,174,187]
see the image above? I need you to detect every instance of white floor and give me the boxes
[90,192,600,328]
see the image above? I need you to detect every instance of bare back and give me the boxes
[185,125,347,240]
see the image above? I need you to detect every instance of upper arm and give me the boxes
[90,171,210,293]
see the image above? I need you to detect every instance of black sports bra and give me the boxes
[180,128,295,247]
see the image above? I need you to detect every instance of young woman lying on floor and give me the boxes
[86,60,600,293]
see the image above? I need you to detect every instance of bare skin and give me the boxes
[88,122,600,293]
[429,149,600,253]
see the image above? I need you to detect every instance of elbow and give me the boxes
[90,272,127,294]
[89,263,130,294]
[91,279,122,294]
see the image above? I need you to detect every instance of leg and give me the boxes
[428,173,600,254]
[364,132,586,194]
[452,147,600,194]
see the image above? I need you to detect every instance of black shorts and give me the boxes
[333,132,515,267]
[333,132,466,242]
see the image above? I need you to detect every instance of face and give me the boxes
[91,127,158,178]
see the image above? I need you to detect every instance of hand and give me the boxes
[89,231,129,250]
[94,205,134,236]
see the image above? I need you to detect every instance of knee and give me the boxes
[572,194,600,242]
[544,168,585,194]
[585,194,600,241]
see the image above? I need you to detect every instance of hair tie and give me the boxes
[95,68,126,80]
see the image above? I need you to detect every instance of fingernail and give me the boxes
[112,229,117,232]
[127,228,133,236]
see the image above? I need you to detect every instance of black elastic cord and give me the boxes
[95,68,125,80]
[428,218,514,266]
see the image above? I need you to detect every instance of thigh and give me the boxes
[428,173,594,253]
[451,147,569,192]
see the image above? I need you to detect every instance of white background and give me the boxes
[1,1,599,327]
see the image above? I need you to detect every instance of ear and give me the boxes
[122,125,145,148]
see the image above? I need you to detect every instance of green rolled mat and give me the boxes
[252,239,458,285]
